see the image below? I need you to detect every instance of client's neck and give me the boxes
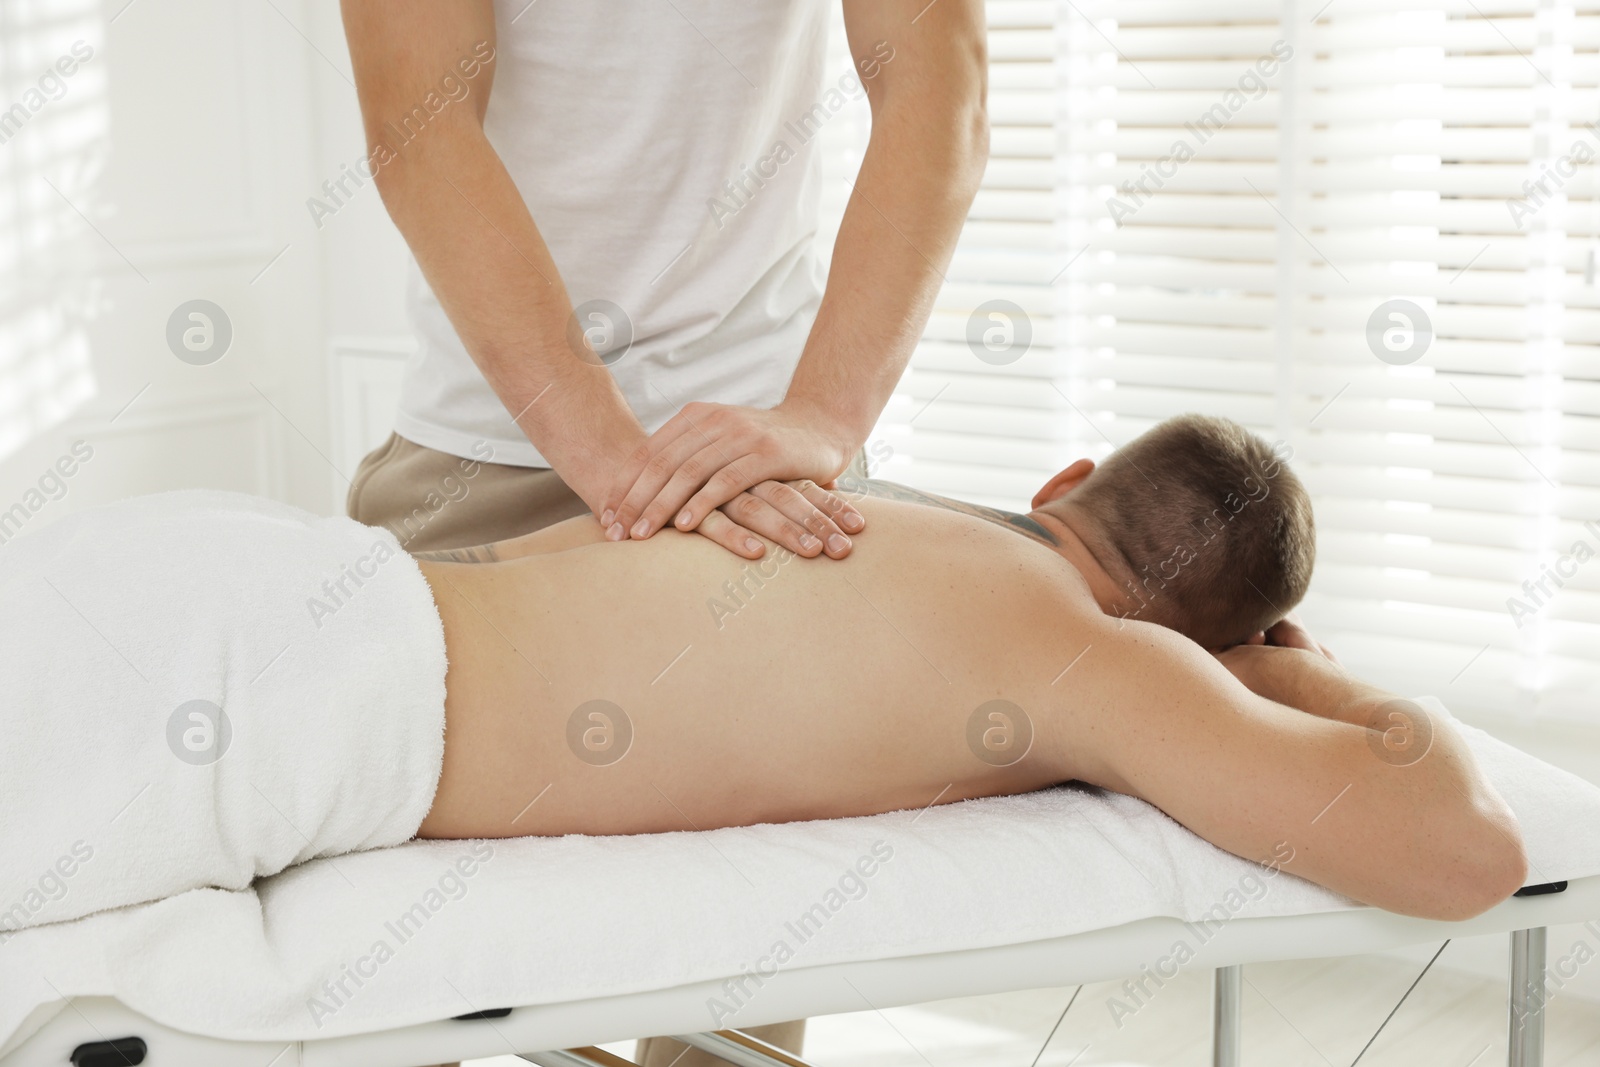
[1028,506,1137,620]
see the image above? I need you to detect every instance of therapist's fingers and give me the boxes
[688,485,857,562]
[633,445,763,541]
[600,416,704,529]
[693,492,829,562]
[748,480,853,558]
[693,505,769,560]
[605,401,751,530]
[603,434,717,540]
[790,479,866,535]
[720,489,828,558]
[676,458,802,541]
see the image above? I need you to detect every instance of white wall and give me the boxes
[0,0,411,534]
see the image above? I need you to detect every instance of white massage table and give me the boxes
[3,706,1598,1067]
[4,879,1596,1067]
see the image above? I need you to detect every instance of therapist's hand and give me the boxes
[600,401,867,560]
[690,479,866,561]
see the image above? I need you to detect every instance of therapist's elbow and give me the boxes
[956,97,990,194]
[937,52,990,196]
[883,90,988,202]
[368,118,485,220]
[872,50,988,194]
[367,135,427,213]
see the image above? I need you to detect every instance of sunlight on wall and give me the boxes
[0,0,105,462]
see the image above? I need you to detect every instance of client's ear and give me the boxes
[1031,458,1095,509]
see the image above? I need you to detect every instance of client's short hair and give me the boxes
[1061,414,1315,649]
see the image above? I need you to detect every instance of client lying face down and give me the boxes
[413,414,1526,922]
[837,413,1316,652]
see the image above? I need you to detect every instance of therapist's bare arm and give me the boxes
[344,0,864,560]
[1071,623,1527,921]
[601,0,991,543]
[341,0,641,513]
[788,0,991,445]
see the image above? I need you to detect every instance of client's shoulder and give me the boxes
[846,485,1107,630]
[846,479,1065,551]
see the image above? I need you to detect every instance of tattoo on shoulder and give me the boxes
[411,542,502,564]
[838,477,1060,547]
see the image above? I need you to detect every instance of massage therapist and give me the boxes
[339,1,987,1063]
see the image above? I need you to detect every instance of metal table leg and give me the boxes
[674,1028,820,1067]
[520,1046,637,1067]
[1214,964,1243,1067]
[1509,927,1547,1067]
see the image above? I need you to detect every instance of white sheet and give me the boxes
[2,701,1597,1055]
[0,491,446,938]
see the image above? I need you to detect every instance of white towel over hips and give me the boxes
[0,490,448,938]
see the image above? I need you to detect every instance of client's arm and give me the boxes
[1215,642,1386,726]
[1071,620,1526,921]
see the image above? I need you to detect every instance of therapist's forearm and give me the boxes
[372,124,642,507]
[782,95,988,449]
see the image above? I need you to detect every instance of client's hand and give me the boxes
[1262,611,1339,663]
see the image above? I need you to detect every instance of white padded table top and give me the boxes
[3,700,1599,1057]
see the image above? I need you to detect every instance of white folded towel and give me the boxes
[0,490,447,938]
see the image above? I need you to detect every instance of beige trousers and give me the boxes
[346,433,593,553]
[347,432,808,1066]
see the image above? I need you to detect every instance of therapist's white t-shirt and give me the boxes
[395,0,835,468]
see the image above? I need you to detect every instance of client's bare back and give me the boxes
[414,495,1102,840]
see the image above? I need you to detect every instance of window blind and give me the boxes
[1290,0,1600,720]
[0,0,101,462]
[816,0,1600,721]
